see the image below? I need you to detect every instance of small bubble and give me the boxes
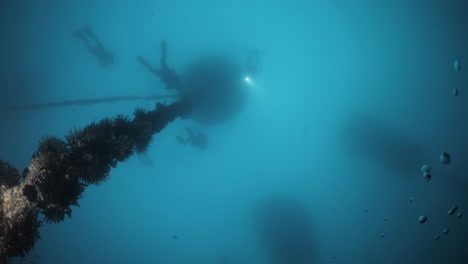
[409,198,414,202]
[454,59,461,72]
[418,215,428,224]
[448,205,458,215]
[457,212,463,219]
[440,152,451,164]
[422,172,431,182]
[452,87,459,97]
[380,233,385,238]
[383,217,388,221]
[434,234,440,240]
[442,228,450,235]
[420,164,430,174]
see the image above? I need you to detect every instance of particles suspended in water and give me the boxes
[409,197,414,203]
[442,228,450,235]
[422,172,432,182]
[440,152,451,164]
[457,212,463,219]
[454,59,461,72]
[448,205,458,215]
[380,233,385,238]
[418,215,428,224]
[383,217,388,221]
[452,87,459,96]
[434,235,441,240]
[420,164,430,174]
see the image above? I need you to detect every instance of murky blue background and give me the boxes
[1,0,467,263]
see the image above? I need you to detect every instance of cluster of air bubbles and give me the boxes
[420,164,431,182]
[419,152,451,182]
[430,205,463,241]
[411,61,465,243]
[417,150,463,241]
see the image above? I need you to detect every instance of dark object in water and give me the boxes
[341,114,425,176]
[74,25,116,67]
[253,195,316,264]
[175,127,207,150]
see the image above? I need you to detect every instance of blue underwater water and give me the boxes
[1,0,468,263]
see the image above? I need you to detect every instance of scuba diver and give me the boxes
[74,25,116,67]
[175,127,207,150]
[137,40,181,91]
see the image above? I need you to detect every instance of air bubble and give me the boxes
[452,87,459,97]
[448,205,458,215]
[440,152,451,164]
[442,228,450,234]
[418,215,428,224]
[422,172,431,182]
[454,59,461,72]
[420,164,430,174]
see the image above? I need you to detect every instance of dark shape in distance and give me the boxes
[253,195,317,264]
[175,127,207,150]
[137,40,181,91]
[74,25,116,67]
[340,113,426,176]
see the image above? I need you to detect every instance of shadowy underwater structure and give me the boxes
[0,40,250,262]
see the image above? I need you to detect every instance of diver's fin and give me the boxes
[82,25,102,46]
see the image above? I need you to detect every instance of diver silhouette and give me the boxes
[74,25,116,67]
[175,127,207,150]
[137,40,181,91]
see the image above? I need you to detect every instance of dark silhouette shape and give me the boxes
[340,113,426,176]
[183,56,247,125]
[253,195,317,264]
[74,25,115,67]
[175,127,207,150]
[137,40,181,91]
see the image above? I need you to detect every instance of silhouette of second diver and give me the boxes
[137,40,181,91]
[74,25,116,67]
[175,127,207,150]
